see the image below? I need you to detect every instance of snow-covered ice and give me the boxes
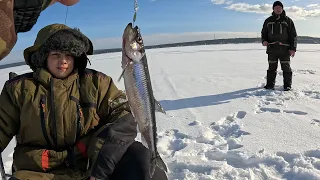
[1,43,320,179]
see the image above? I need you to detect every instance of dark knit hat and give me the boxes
[24,24,93,72]
[273,1,283,9]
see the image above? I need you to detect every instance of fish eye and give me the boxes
[136,36,143,44]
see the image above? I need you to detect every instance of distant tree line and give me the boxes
[93,36,320,55]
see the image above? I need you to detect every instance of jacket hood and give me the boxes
[24,23,93,73]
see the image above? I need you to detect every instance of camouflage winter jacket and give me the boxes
[261,10,297,54]
[0,24,137,180]
[0,0,52,60]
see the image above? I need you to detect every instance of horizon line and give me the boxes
[11,31,320,53]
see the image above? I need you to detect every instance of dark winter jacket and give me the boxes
[0,24,138,180]
[261,10,297,54]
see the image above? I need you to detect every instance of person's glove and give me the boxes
[289,50,295,57]
[262,41,269,46]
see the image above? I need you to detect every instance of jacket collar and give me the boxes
[34,68,79,89]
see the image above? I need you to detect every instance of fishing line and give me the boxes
[64,6,69,25]
[133,0,139,25]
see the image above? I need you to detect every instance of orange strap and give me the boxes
[41,150,49,171]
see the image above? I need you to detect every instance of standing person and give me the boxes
[261,1,297,91]
[0,23,168,180]
[0,0,80,61]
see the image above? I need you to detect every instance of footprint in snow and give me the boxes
[188,120,202,126]
[265,97,277,102]
[236,111,247,119]
[302,90,320,100]
[258,107,281,113]
[256,108,308,116]
[253,87,309,116]
[157,129,191,156]
[277,69,316,76]
[210,111,250,150]
[304,150,320,170]
[222,111,247,123]
[283,110,308,115]
[294,69,316,75]
[310,119,320,127]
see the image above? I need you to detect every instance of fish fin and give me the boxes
[149,159,156,178]
[156,155,168,173]
[140,133,149,149]
[128,104,135,118]
[154,98,166,114]
[117,62,129,82]
[149,154,168,178]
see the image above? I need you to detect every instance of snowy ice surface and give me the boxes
[1,43,320,180]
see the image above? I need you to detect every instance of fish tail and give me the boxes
[149,154,168,178]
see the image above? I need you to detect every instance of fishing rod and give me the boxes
[65,6,69,25]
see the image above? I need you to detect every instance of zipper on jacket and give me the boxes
[70,96,83,141]
[66,96,83,169]
[50,78,57,147]
[39,95,52,149]
[76,78,82,140]
[76,103,82,140]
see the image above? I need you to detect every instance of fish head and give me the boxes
[122,23,145,63]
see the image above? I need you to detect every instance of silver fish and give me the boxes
[118,23,168,178]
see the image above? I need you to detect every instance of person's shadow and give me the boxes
[159,87,261,111]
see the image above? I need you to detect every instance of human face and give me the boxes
[47,51,74,79]
[273,6,283,15]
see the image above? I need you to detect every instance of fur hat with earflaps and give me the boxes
[24,23,93,73]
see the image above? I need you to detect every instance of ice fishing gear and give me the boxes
[133,0,139,25]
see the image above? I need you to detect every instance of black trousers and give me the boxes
[265,53,292,88]
[267,54,292,72]
[109,141,168,180]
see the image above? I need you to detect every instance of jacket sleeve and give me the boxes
[91,74,137,179]
[0,0,18,61]
[0,81,20,152]
[288,18,297,51]
[261,19,269,44]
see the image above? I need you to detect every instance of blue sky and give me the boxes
[11,0,320,52]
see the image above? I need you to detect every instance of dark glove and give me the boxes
[89,114,137,179]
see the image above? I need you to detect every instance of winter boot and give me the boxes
[264,70,277,90]
[283,71,292,91]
